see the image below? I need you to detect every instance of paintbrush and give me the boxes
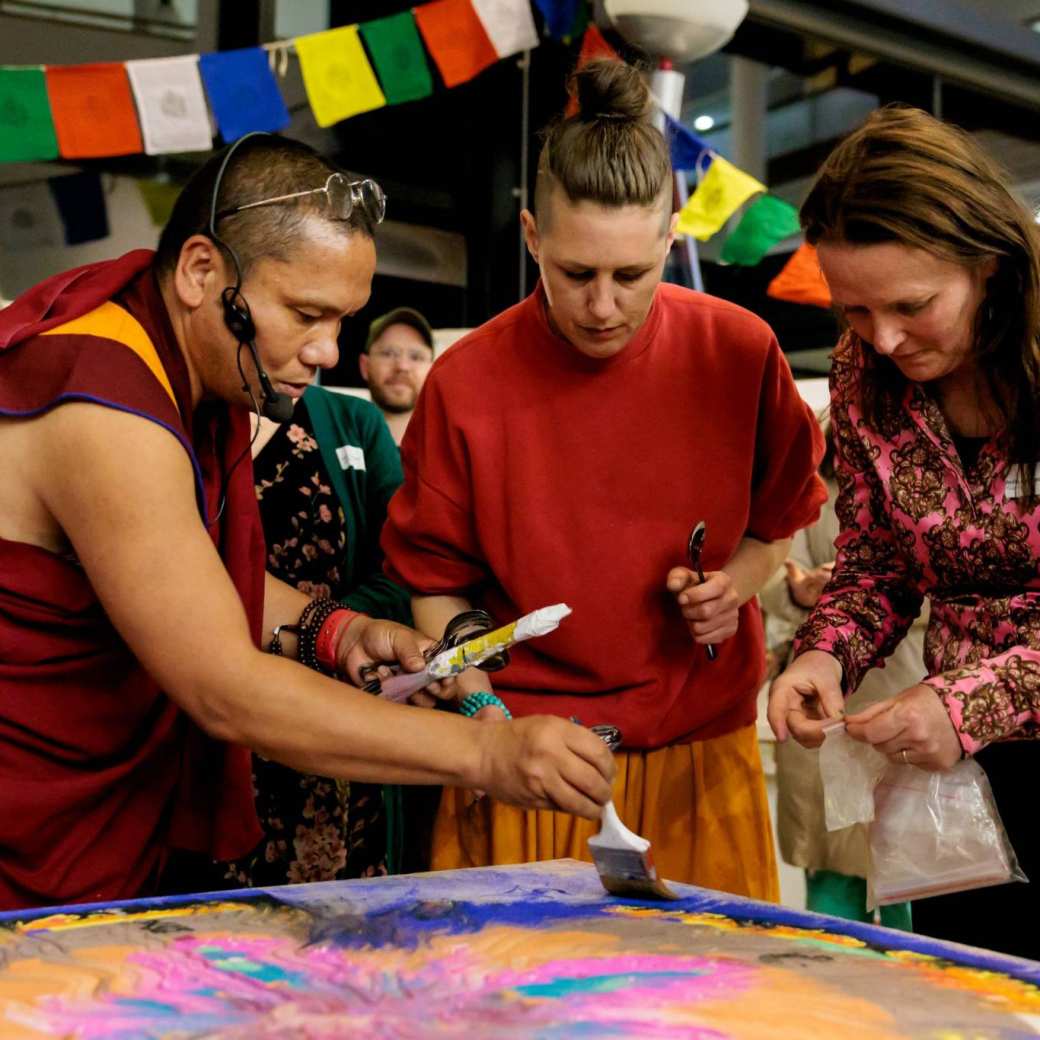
[588,802,680,900]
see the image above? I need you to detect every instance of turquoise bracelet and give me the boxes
[459,691,512,719]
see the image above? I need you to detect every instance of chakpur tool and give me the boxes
[686,520,717,662]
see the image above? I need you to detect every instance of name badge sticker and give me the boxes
[336,444,366,472]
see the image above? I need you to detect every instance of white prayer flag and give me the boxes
[0,182,63,252]
[471,0,539,58]
[126,55,212,155]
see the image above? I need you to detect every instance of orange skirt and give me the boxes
[431,722,779,902]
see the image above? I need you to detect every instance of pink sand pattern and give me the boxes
[17,934,754,1039]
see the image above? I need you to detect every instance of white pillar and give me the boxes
[650,64,704,293]
[649,66,685,132]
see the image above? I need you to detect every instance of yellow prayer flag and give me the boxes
[676,155,765,241]
[136,178,181,227]
[295,25,386,129]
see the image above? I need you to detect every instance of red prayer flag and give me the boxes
[767,242,832,309]
[414,0,499,89]
[45,63,143,159]
[565,24,621,115]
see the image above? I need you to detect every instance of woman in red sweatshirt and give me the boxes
[382,59,826,899]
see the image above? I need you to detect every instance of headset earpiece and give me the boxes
[220,286,256,344]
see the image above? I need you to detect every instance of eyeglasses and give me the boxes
[216,173,387,226]
[369,345,434,365]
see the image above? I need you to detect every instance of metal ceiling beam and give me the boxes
[747,0,1040,108]
[857,0,1040,66]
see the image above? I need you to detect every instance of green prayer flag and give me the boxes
[720,194,801,266]
[565,0,590,43]
[360,12,433,106]
[0,66,58,162]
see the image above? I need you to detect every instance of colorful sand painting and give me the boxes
[0,858,1038,1038]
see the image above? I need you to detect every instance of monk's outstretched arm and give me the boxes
[30,403,615,816]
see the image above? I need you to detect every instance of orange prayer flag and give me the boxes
[767,242,832,309]
[565,24,620,115]
[46,63,143,159]
[577,23,619,65]
[414,0,499,89]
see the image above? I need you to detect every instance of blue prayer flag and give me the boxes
[665,113,712,173]
[198,47,290,143]
[533,0,579,39]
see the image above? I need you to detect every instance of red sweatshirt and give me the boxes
[383,284,826,748]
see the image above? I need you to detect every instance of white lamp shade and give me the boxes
[603,0,749,62]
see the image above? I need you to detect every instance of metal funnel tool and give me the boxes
[686,521,717,662]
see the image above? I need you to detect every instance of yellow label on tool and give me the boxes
[441,621,518,671]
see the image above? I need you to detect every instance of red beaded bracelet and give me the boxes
[315,607,364,672]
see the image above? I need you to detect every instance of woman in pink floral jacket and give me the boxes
[768,105,1040,959]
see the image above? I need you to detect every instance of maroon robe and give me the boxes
[0,250,264,910]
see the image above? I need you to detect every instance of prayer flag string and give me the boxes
[0,0,817,286]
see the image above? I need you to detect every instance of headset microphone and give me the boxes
[219,285,295,422]
[253,356,295,422]
[219,286,295,422]
[210,132,295,424]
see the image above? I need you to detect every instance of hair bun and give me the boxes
[572,58,651,123]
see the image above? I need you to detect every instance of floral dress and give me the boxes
[792,332,1040,958]
[794,333,1040,753]
[219,400,388,886]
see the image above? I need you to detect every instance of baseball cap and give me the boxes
[364,307,435,353]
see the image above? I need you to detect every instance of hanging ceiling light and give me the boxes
[602,0,750,62]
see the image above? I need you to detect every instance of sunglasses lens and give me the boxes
[325,174,351,218]
[324,175,386,225]
[358,179,386,224]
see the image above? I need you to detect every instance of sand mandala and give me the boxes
[0,859,1037,1038]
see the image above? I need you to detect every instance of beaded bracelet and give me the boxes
[459,691,512,719]
[268,597,362,674]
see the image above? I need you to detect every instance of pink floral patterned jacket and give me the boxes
[794,334,1040,756]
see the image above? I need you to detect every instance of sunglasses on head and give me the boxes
[216,172,386,227]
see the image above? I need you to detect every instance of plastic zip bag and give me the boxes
[818,725,1026,909]
[819,721,888,831]
[867,758,1026,908]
